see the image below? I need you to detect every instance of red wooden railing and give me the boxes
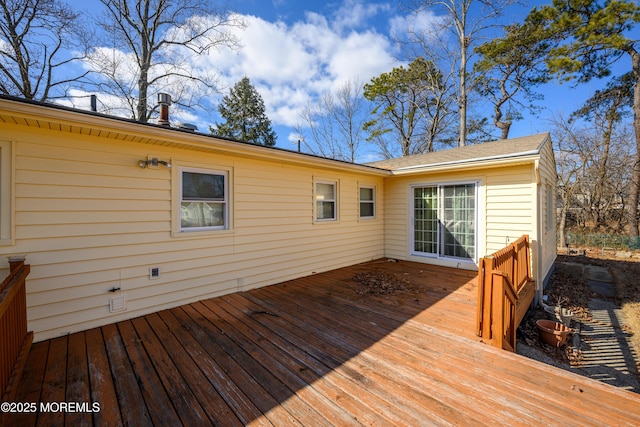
[0,257,32,405]
[476,235,534,352]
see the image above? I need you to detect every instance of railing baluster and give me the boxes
[476,235,531,351]
[0,257,32,407]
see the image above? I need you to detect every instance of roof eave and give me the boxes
[0,97,391,177]
[389,152,541,175]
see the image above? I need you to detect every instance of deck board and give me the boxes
[6,260,640,426]
[102,322,153,426]
[84,327,122,426]
[65,332,92,427]
[38,336,67,426]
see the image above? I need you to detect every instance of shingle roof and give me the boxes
[366,133,550,171]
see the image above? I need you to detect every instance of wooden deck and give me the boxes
[6,260,640,426]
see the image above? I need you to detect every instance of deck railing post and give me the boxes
[1,255,32,409]
[8,255,25,273]
[477,259,485,337]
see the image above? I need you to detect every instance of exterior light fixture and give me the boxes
[138,157,171,169]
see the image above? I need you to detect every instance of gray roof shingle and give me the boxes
[367,133,550,171]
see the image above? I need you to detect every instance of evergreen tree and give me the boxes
[475,20,553,139]
[520,0,640,235]
[212,77,277,146]
[363,58,455,158]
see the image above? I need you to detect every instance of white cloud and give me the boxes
[389,9,445,41]
[205,6,401,130]
[71,1,403,146]
[332,0,391,32]
[328,30,396,87]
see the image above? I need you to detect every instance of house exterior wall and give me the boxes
[537,139,558,288]
[383,168,489,270]
[0,100,559,342]
[484,164,536,253]
[382,160,554,282]
[0,124,385,342]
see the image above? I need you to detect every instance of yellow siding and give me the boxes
[383,169,488,269]
[537,139,558,285]
[485,165,536,253]
[0,104,558,341]
[382,162,552,276]
[1,125,385,341]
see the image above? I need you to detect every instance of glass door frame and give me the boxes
[410,181,479,262]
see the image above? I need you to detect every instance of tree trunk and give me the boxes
[137,72,148,122]
[558,200,568,249]
[626,48,640,236]
[493,101,511,139]
[497,121,511,140]
[459,43,467,147]
[628,153,640,236]
[593,113,614,229]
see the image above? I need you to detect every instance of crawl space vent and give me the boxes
[109,295,126,313]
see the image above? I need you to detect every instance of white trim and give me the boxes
[358,184,376,220]
[0,140,13,245]
[178,166,229,232]
[394,150,540,172]
[314,178,339,222]
[390,155,540,176]
[410,180,479,263]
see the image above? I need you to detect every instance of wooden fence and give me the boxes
[476,235,535,351]
[0,257,32,405]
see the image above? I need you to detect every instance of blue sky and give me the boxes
[61,0,625,160]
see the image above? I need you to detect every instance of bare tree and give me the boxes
[571,74,634,228]
[552,115,590,246]
[401,0,516,146]
[296,78,368,162]
[0,0,89,100]
[552,112,634,242]
[333,80,368,163]
[88,0,244,122]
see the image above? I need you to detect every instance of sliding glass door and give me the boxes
[412,183,477,260]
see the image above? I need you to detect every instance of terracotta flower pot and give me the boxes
[536,319,571,347]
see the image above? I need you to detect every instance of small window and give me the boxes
[359,186,375,219]
[316,181,337,221]
[180,169,227,231]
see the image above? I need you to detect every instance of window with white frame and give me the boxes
[180,168,228,231]
[315,180,337,221]
[412,183,477,260]
[359,186,375,219]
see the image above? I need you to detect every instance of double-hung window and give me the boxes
[359,186,375,219]
[315,181,337,221]
[180,168,228,231]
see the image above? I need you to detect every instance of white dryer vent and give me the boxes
[109,295,126,313]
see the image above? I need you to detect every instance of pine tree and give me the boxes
[212,77,277,146]
[521,0,640,235]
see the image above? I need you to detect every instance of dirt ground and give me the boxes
[517,248,640,392]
